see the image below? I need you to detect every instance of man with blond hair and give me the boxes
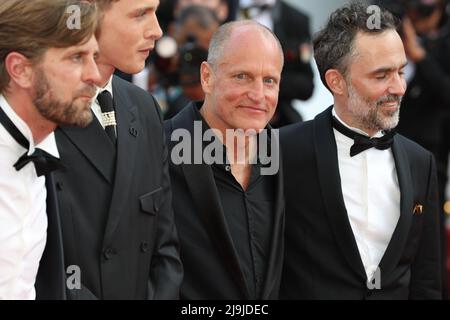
[0,0,100,299]
[54,0,183,299]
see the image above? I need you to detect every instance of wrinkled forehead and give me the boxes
[350,30,407,72]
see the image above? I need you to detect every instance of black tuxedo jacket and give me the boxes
[35,173,67,300]
[279,107,442,299]
[164,103,285,299]
[54,76,182,299]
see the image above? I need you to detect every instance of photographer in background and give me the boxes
[376,0,450,298]
[150,5,220,118]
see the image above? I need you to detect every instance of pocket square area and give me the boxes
[413,204,423,215]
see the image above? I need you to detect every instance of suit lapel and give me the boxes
[35,173,67,300]
[261,129,284,299]
[314,107,367,281]
[378,136,414,277]
[172,105,250,299]
[58,113,116,184]
[103,77,139,245]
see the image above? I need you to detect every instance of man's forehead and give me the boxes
[351,30,405,62]
[48,36,98,55]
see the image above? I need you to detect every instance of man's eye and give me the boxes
[376,74,386,80]
[72,54,82,62]
[264,78,275,84]
[235,74,246,80]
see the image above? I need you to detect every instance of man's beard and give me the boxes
[347,83,402,133]
[33,68,95,127]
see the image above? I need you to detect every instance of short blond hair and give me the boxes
[0,0,98,93]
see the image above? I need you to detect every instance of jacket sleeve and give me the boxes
[409,153,442,299]
[147,95,183,299]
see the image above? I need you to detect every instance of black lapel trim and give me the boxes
[58,114,115,184]
[378,136,413,278]
[260,128,284,299]
[35,173,67,300]
[314,107,367,281]
[171,103,250,299]
[103,76,139,244]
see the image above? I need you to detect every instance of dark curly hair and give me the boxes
[313,0,399,90]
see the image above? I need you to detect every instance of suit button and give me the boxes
[140,242,149,253]
[103,247,116,260]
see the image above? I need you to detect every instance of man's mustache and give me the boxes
[376,94,402,107]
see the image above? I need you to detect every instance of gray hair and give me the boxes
[313,0,399,90]
[207,20,284,69]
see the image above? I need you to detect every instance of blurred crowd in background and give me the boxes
[113,0,450,297]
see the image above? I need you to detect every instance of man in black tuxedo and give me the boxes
[165,20,285,299]
[280,1,442,299]
[54,0,183,299]
[0,0,100,299]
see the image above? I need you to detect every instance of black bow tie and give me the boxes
[0,104,63,176]
[332,116,395,157]
[14,148,62,177]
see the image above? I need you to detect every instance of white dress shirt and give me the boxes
[0,94,59,300]
[332,108,400,280]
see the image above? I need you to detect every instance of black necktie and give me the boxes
[0,105,62,177]
[332,116,395,157]
[97,90,116,145]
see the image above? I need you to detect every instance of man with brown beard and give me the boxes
[280,1,442,299]
[0,0,100,299]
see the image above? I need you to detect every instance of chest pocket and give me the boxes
[139,187,163,216]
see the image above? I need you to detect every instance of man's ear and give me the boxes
[5,52,35,89]
[200,61,214,95]
[325,69,347,96]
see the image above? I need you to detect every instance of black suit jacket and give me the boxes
[35,173,67,300]
[165,103,285,299]
[54,76,183,299]
[280,107,442,299]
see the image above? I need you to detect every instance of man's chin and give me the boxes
[57,108,93,128]
[116,61,145,75]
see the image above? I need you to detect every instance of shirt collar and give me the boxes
[0,94,59,158]
[332,107,384,138]
[96,75,114,99]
